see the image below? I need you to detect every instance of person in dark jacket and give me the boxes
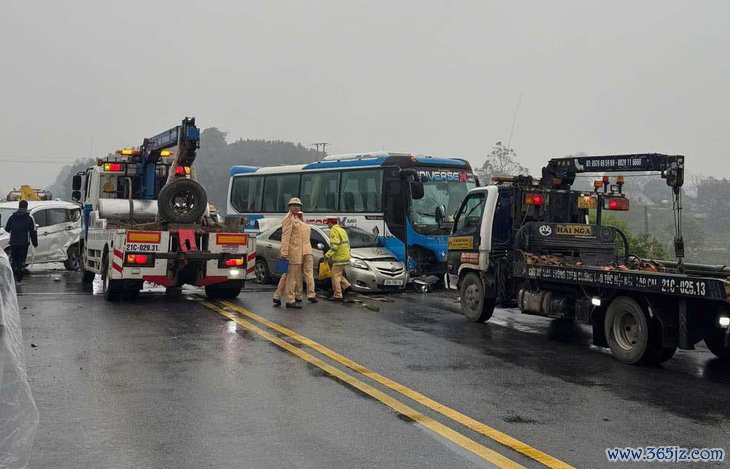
[4,200,38,282]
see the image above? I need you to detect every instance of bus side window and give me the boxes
[263,174,301,212]
[301,172,339,212]
[340,170,383,213]
[231,176,263,212]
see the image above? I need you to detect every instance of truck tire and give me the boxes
[255,258,272,284]
[80,249,96,283]
[461,272,495,323]
[704,327,730,361]
[605,296,658,364]
[64,244,81,271]
[205,280,243,300]
[102,254,123,302]
[158,179,207,224]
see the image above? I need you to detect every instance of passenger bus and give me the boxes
[227,152,477,279]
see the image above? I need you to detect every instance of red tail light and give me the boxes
[175,166,191,176]
[605,197,630,211]
[525,192,545,206]
[224,258,244,267]
[103,162,123,172]
[125,254,154,266]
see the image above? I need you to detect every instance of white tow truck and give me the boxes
[72,118,255,301]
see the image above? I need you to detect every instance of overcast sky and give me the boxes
[1,0,728,196]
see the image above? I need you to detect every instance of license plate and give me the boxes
[384,279,403,286]
[125,243,159,252]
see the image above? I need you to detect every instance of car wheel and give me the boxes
[255,258,272,284]
[64,244,81,271]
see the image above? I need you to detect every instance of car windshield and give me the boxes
[0,208,17,228]
[321,226,379,248]
[410,178,477,234]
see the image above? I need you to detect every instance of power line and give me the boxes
[311,142,329,158]
[0,158,72,165]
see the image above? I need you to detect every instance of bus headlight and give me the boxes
[350,258,368,270]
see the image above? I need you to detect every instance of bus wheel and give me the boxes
[461,272,495,323]
[605,296,656,364]
[705,327,730,361]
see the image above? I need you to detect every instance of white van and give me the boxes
[0,201,82,270]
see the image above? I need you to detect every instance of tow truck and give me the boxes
[6,185,53,201]
[448,153,730,364]
[72,118,255,301]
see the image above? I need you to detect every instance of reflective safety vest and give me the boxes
[325,224,350,265]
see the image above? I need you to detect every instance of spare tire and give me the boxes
[158,179,208,224]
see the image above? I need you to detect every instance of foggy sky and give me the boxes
[1,1,728,197]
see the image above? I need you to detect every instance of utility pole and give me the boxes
[312,142,329,158]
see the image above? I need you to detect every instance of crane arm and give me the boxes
[541,153,685,193]
[541,153,687,271]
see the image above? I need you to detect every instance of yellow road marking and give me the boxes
[202,301,525,469]
[218,300,574,469]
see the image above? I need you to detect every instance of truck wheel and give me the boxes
[125,281,143,300]
[102,255,123,302]
[158,179,207,224]
[704,327,730,361]
[205,280,243,300]
[64,244,81,271]
[255,258,272,284]
[605,296,655,364]
[80,249,96,283]
[461,272,495,323]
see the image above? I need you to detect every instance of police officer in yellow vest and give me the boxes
[325,218,351,301]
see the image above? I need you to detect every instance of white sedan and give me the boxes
[0,200,83,270]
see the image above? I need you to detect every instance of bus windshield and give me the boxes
[322,226,380,248]
[410,177,476,234]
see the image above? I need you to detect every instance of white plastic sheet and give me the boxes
[0,250,38,468]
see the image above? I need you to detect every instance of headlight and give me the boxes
[720,316,730,328]
[350,258,368,270]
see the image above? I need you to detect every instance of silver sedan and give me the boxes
[254,224,408,292]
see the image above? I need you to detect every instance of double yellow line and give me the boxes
[202,299,574,469]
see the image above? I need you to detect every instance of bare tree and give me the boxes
[476,141,528,182]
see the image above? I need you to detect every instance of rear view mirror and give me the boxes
[435,205,446,228]
[72,174,83,191]
[71,191,81,202]
[410,181,424,200]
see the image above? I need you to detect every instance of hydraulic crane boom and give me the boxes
[134,117,201,200]
[541,153,685,191]
[540,153,686,270]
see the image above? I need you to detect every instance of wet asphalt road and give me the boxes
[16,267,730,468]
